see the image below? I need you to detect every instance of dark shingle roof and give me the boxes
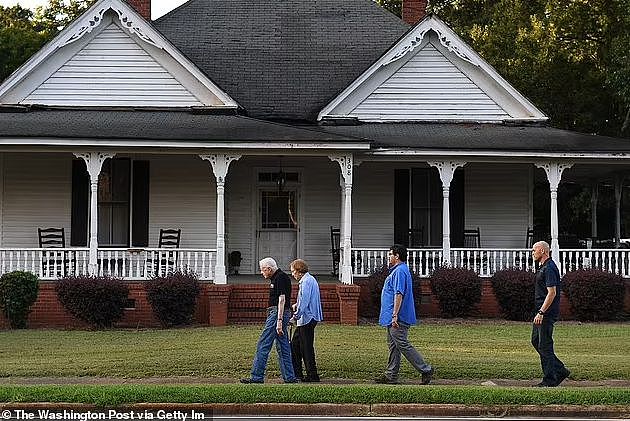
[321,123,630,153]
[154,0,408,121]
[0,109,360,142]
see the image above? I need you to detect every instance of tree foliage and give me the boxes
[0,0,95,82]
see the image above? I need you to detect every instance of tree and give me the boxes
[0,0,95,82]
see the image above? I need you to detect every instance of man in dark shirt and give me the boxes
[531,241,570,387]
[240,257,298,383]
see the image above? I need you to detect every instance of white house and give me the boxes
[0,0,629,290]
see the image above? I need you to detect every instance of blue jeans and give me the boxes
[250,308,296,382]
[531,318,567,385]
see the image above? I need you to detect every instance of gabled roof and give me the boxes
[154,0,409,120]
[0,0,238,109]
[319,14,547,123]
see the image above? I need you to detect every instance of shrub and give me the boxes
[146,271,200,327]
[358,265,422,319]
[490,268,535,321]
[55,275,129,328]
[0,271,39,329]
[563,269,625,321]
[429,266,482,318]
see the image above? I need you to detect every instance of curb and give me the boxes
[2,403,630,418]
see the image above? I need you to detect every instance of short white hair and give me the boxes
[259,257,278,271]
[534,241,550,253]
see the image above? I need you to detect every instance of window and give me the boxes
[98,158,130,246]
[411,168,443,247]
[261,191,298,229]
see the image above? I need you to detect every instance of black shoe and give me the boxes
[553,369,571,386]
[302,376,320,383]
[374,375,399,384]
[421,368,434,385]
[240,378,263,384]
[284,378,300,383]
[535,381,552,387]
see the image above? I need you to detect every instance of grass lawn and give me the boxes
[0,321,628,381]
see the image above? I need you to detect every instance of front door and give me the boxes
[257,189,298,272]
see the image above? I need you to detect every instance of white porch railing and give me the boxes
[351,247,630,278]
[0,248,216,280]
[559,249,630,277]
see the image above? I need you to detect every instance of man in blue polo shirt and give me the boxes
[375,244,434,385]
[531,241,570,387]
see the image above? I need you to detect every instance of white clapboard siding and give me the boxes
[23,23,203,107]
[351,43,509,121]
[352,163,394,247]
[148,156,214,249]
[464,163,530,248]
[2,153,72,247]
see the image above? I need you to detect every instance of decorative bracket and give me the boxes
[62,1,160,48]
[200,154,242,184]
[74,152,115,180]
[329,154,354,186]
[428,161,466,189]
[535,161,573,191]
[383,27,479,67]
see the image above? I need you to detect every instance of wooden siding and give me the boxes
[464,163,530,248]
[351,42,509,121]
[23,23,203,107]
[148,156,214,248]
[2,153,72,247]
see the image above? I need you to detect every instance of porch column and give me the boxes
[428,161,466,265]
[200,153,241,284]
[615,175,623,248]
[535,161,573,262]
[74,152,116,275]
[329,154,353,284]
[338,173,345,281]
[591,182,599,241]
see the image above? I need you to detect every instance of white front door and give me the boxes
[257,189,298,272]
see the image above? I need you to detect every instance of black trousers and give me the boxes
[291,319,319,380]
[531,318,567,385]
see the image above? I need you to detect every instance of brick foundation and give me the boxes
[1,278,628,329]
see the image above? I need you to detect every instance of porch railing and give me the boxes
[559,249,630,277]
[352,247,630,278]
[0,248,216,280]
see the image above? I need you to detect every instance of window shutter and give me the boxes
[394,169,410,245]
[132,160,150,247]
[70,159,89,246]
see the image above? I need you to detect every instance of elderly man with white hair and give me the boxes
[531,240,571,387]
[240,257,298,384]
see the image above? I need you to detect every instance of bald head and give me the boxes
[532,241,550,262]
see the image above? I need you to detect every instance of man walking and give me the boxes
[240,257,298,384]
[289,259,323,382]
[376,244,433,385]
[531,241,570,387]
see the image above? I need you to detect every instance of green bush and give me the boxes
[430,267,482,318]
[563,269,625,321]
[55,275,129,328]
[146,271,200,327]
[0,271,39,329]
[358,265,422,319]
[490,268,535,321]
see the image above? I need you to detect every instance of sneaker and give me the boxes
[240,378,263,384]
[552,369,571,386]
[374,375,399,384]
[421,368,434,385]
[284,378,300,383]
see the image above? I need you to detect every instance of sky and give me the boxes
[0,0,188,19]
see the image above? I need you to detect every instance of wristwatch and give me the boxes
[537,310,545,315]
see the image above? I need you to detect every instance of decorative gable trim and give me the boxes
[0,0,238,109]
[319,14,547,123]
